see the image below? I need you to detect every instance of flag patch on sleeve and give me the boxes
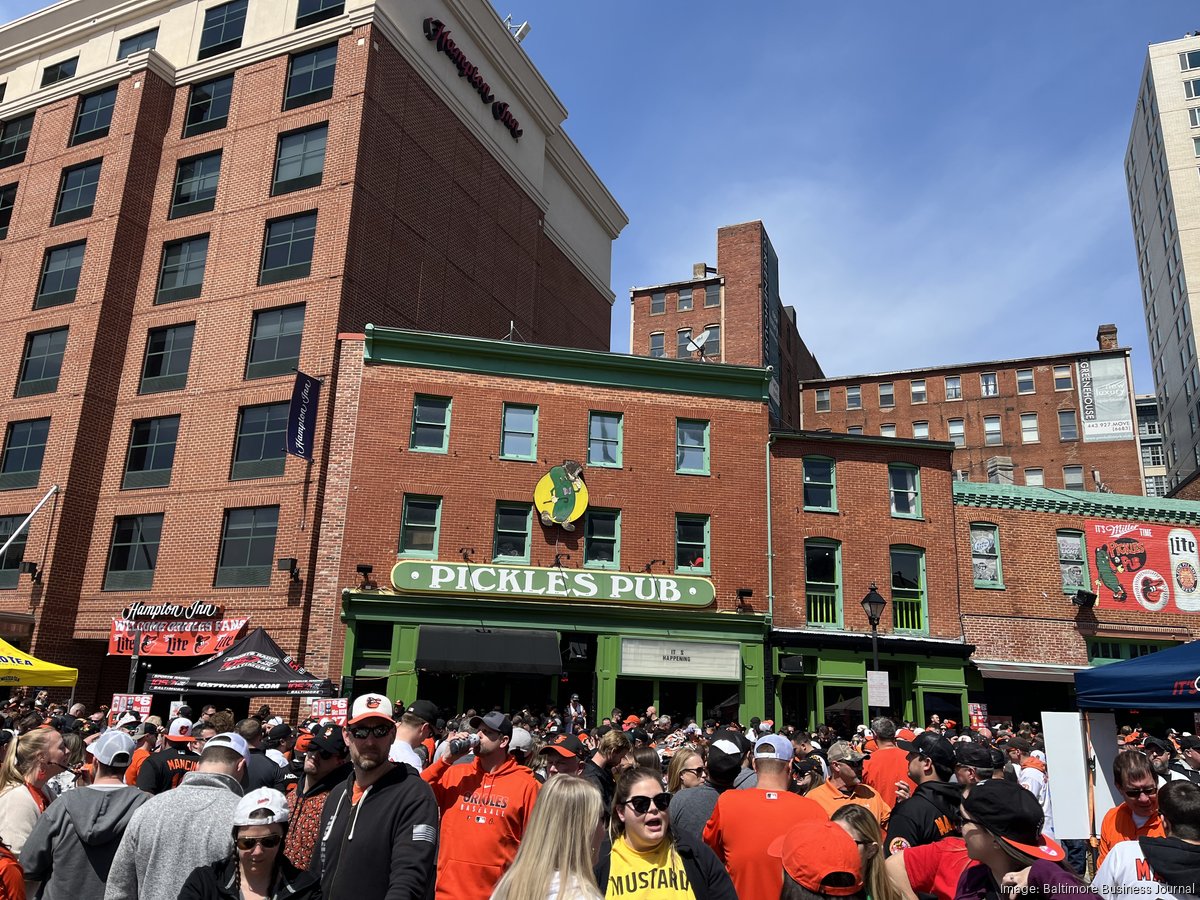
[413,824,436,843]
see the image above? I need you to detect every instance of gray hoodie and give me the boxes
[103,771,243,900]
[21,784,148,900]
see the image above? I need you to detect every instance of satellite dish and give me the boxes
[686,329,712,359]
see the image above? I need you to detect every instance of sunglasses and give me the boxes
[625,793,671,815]
[681,766,705,777]
[1123,786,1158,799]
[306,748,337,760]
[236,834,282,851]
[347,724,393,739]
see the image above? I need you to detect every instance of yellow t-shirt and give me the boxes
[605,837,697,899]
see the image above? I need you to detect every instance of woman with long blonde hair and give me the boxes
[0,728,69,853]
[490,774,605,900]
[666,747,705,794]
[832,804,903,900]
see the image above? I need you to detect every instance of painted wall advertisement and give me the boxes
[1077,357,1133,442]
[1087,519,1200,613]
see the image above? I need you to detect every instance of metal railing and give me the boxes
[806,589,840,627]
[893,594,925,632]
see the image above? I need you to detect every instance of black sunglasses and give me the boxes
[236,834,282,851]
[347,724,393,739]
[306,748,337,760]
[625,793,671,815]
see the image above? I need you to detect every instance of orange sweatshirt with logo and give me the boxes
[421,754,541,900]
[1097,804,1165,868]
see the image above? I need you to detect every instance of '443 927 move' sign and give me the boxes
[390,560,715,607]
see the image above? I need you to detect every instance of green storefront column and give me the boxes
[595,634,621,723]
[914,661,968,726]
[741,641,765,723]
[388,624,419,703]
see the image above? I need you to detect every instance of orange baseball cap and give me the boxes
[768,819,863,896]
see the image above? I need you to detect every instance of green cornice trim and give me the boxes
[772,430,956,454]
[953,481,1200,525]
[363,325,771,403]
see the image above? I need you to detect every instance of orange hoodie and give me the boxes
[421,754,541,900]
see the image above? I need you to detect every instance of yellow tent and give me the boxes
[0,638,77,687]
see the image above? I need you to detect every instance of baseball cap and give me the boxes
[132,722,159,740]
[88,730,135,767]
[1178,735,1200,751]
[1005,736,1032,752]
[205,731,250,762]
[509,727,533,755]
[347,693,393,725]
[622,714,640,727]
[267,723,293,742]
[1142,735,1173,754]
[115,712,140,731]
[768,819,863,896]
[827,741,867,764]
[233,787,290,826]
[541,733,585,758]
[955,741,994,769]
[753,734,793,761]
[309,723,348,757]
[707,730,750,783]
[962,779,1066,862]
[166,718,194,742]
[405,699,440,725]
[896,727,917,742]
[469,711,513,738]
[898,731,955,771]
[793,758,822,777]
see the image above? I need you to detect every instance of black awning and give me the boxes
[415,625,561,675]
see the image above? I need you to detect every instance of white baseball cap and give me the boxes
[88,730,135,767]
[347,693,393,725]
[166,717,194,742]
[232,787,290,826]
[205,731,250,761]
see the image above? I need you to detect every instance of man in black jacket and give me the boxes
[237,718,290,792]
[136,718,205,794]
[312,693,439,900]
[885,731,962,855]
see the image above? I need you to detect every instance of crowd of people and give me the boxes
[0,689,1194,900]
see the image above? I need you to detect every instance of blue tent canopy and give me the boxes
[1074,639,1200,709]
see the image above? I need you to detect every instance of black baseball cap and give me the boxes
[267,723,293,742]
[962,779,1066,862]
[469,711,513,738]
[897,732,955,771]
[405,700,440,725]
[954,741,993,769]
[707,729,751,783]
[541,733,585,758]
[1142,735,1173,754]
[309,724,348,757]
[1004,736,1032,752]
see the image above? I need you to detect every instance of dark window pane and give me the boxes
[157,234,209,303]
[296,0,344,28]
[72,87,117,144]
[284,44,337,110]
[0,183,17,240]
[0,418,50,490]
[41,57,78,87]
[198,0,248,61]
[272,124,327,195]
[53,159,102,225]
[259,212,316,285]
[17,328,68,397]
[0,515,26,589]
[216,506,278,586]
[231,402,287,480]
[805,543,836,583]
[104,514,163,590]
[246,304,304,379]
[35,242,86,308]
[183,75,234,138]
[140,323,195,393]
[123,416,178,489]
[0,115,34,169]
[117,29,158,59]
[170,151,221,218]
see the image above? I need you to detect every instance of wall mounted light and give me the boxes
[18,561,40,583]
[276,557,300,583]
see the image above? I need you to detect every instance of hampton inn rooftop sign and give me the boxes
[423,17,523,141]
[391,560,715,607]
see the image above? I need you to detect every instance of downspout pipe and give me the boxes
[765,434,775,625]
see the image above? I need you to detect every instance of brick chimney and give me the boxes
[986,456,1014,485]
[1096,323,1118,351]
[693,263,708,279]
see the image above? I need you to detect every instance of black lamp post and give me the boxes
[861,583,888,717]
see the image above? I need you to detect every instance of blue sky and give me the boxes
[0,0,1188,391]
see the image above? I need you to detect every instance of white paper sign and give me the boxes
[620,638,741,681]
[867,670,890,708]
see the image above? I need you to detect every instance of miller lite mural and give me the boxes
[1086,519,1200,613]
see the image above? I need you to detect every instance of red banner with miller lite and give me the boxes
[108,617,248,656]
[1085,519,1200,613]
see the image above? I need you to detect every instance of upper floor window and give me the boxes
[802,456,835,511]
[231,403,288,480]
[815,389,830,412]
[246,304,304,380]
[0,419,50,491]
[41,57,77,88]
[53,159,102,226]
[157,234,209,303]
[880,423,896,438]
[648,333,665,358]
[493,502,532,563]
[170,151,222,219]
[410,396,450,453]
[259,211,317,285]
[1057,530,1087,593]
[500,404,537,460]
[910,379,927,404]
[970,523,1003,588]
[273,123,327,195]
[912,421,929,439]
[675,514,709,574]
[983,415,1002,445]
[296,0,345,28]
[0,115,34,170]
[1187,79,1200,100]
[103,514,163,591]
[72,87,117,145]
[141,323,195,394]
[676,329,692,358]
[889,463,921,518]
[948,418,965,448]
[980,372,998,397]
[198,0,249,61]
[704,283,720,307]
[1063,465,1085,490]
[588,412,622,467]
[183,75,234,138]
[284,44,337,110]
[123,415,179,489]
[1053,365,1073,391]
[677,289,692,311]
[117,28,158,60]
[805,539,841,628]
[215,505,278,587]
[878,382,894,408]
[675,419,709,475]
[891,546,926,633]
[583,509,620,569]
[944,375,962,400]
[16,328,67,397]
[35,241,86,309]
[0,516,26,590]
[1181,50,1200,71]
[847,426,863,435]
[399,495,440,558]
[846,386,861,410]
[1024,467,1044,487]
[0,182,15,240]
[1020,412,1039,443]
[650,291,664,315]
[1058,409,1078,441]
[1016,368,1034,394]
[703,325,720,358]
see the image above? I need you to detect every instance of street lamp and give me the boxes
[861,583,888,717]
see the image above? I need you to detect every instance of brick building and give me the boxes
[629,221,824,431]
[0,0,626,703]
[800,325,1146,496]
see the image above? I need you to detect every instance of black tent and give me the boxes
[146,627,335,696]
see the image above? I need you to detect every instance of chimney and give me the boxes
[692,263,708,279]
[986,456,1014,485]
[1096,323,1118,351]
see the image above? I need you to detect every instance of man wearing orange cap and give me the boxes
[769,818,863,900]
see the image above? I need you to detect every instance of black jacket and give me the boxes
[180,853,321,900]
[595,836,735,900]
[1140,835,1200,893]
[581,759,616,814]
[884,779,962,855]
[135,744,200,794]
[246,747,290,792]
[311,764,439,900]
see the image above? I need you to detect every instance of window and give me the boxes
[805,539,841,627]
[1024,468,1044,486]
[246,304,304,379]
[1142,443,1165,466]
[1146,474,1168,496]
[1063,465,1085,490]
[259,211,316,285]
[117,28,158,59]
[123,416,179,489]
[948,418,965,447]
[0,515,26,590]
[1020,412,1039,443]
[945,375,962,400]
[912,421,929,439]
[52,159,102,225]
[676,329,692,358]
[584,509,620,569]
[649,333,665,358]
[803,456,836,511]
[1192,108,1200,128]
[16,328,67,397]
[1057,530,1087,593]
[215,505,278,587]
[675,514,709,574]
[815,389,830,412]
[0,115,34,169]
[703,325,720,358]
[1054,365,1072,390]
[41,57,77,87]
[847,425,863,435]
[140,323,194,394]
[410,396,450,453]
[0,419,50,491]
[588,412,622,467]
[0,182,15,239]
[677,289,692,311]
[675,419,709,475]
[157,234,209,303]
[1182,50,1200,71]
[891,547,926,632]
[879,383,894,407]
[889,463,921,517]
[846,386,861,410]
[170,151,221,218]
[911,379,927,404]
[704,283,720,307]
[284,44,337,110]
[1058,409,1078,441]
[231,403,287,480]
[183,75,234,137]
[1188,79,1200,100]
[72,87,117,145]
[103,514,163,591]
[1016,368,1034,393]
[35,241,86,309]
[980,372,998,397]
[650,291,665,315]
[880,423,896,438]
[984,415,1002,445]
[296,0,344,28]
[399,496,440,558]
[198,0,248,60]
[1195,137,1200,159]
[493,502,532,563]
[500,404,537,460]
[971,524,1002,588]
[273,124,327,195]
